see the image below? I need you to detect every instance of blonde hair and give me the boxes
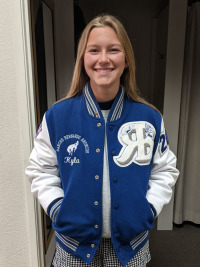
[65,14,158,111]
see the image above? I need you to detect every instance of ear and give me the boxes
[124,56,128,68]
[124,61,128,68]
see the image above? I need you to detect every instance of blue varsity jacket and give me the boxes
[26,83,179,266]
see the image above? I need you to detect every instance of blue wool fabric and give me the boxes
[45,83,162,266]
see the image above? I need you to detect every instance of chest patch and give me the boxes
[114,122,156,167]
[56,134,89,166]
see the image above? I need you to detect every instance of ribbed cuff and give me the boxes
[47,197,63,222]
[149,203,157,218]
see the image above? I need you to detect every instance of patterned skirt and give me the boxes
[52,238,150,267]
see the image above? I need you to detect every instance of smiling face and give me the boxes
[84,26,127,101]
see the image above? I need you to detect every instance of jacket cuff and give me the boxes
[47,198,63,222]
[149,203,157,218]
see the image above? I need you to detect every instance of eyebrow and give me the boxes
[86,43,122,48]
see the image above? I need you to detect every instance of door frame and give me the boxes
[19,0,45,266]
[157,0,188,230]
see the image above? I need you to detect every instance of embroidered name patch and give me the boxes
[56,134,89,166]
[114,121,155,167]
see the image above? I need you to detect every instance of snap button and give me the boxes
[95,175,99,180]
[112,150,115,156]
[91,244,95,248]
[94,201,99,206]
[113,178,118,183]
[94,224,99,229]
[114,204,119,210]
[87,254,91,258]
[97,123,101,127]
[109,125,113,130]
[96,148,100,153]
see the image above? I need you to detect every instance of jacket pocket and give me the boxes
[130,231,149,251]
[48,198,63,222]
[149,203,157,218]
[144,197,155,225]
[55,232,79,252]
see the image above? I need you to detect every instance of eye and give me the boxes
[110,48,120,53]
[88,49,99,54]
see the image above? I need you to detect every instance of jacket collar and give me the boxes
[83,82,125,122]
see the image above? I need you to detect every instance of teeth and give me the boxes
[96,69,112,73]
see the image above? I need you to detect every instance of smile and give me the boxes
[95,68,114,73]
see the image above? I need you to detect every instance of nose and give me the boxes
[99,51,109,64]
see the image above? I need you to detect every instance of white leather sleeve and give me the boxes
[146,118,179,216]
[25,115,64,212]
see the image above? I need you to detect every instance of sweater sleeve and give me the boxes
[25,114,64,221]
[146,118,179,217]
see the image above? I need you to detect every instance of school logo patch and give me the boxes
[114,122,155,167]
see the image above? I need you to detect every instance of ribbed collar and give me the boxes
[83,82,125,122]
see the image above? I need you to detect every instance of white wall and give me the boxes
[55,0,75,99]
[0,0,31,265]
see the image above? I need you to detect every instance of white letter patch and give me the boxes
[114,122,155,167]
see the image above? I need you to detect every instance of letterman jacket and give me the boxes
[26,83,179,266]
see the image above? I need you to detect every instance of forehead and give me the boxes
[86,26,122,45]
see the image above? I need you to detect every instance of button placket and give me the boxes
[93,120,103,240]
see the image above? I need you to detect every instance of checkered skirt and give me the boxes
[52,238,150,267]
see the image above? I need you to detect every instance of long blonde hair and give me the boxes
[65,14,157,111]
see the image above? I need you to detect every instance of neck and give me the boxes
[90,82,120,102]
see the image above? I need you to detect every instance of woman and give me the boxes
[26,14,179,267]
